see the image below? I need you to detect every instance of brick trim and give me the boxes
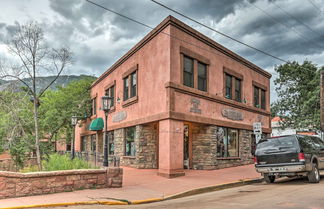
[223,67,244,80]
[166,81,270,116]
[180,46,210,64]
[91,16,271,88]
[252,81,267,91]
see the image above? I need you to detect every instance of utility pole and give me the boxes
[321,71,324,140]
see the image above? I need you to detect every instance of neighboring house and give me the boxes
[271,116,319,137]
[75,16,272,178]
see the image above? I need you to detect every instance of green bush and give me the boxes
[42,153,94,171]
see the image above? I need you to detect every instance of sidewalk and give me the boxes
[0,164,261,208]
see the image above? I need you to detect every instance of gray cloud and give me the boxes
[1,0,324,102]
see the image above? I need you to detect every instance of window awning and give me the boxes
[89,118,104,131]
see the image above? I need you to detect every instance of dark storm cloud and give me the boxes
[2,0,324,89]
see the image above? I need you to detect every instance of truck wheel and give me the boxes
[264,174,275,183]
[308,163,320,183]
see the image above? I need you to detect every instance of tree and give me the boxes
[39,77,95,149]
[0,22,72,170]
[272,61,322,130]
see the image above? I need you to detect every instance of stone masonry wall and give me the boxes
[192,124,253,170]
[113,123,157,169]
[0,168,122,199]
[192,124,218,170]
[135,123,158,169]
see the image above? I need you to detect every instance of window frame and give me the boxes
[223,68,243,102]
[108,131,114,155]
[252,81,267,110]
[81,135,87,152]
[122,65,138,105]
[105,82,116,108]
[197,61,207,92]
[183,55,194,88]
[216,127,240,158]
[180,47,209,92]
[124,126,136,156]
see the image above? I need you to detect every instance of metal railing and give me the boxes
[57,151,120,167]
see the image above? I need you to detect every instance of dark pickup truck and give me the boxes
[254,135,324,183]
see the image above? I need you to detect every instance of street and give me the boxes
[48,176,324,209]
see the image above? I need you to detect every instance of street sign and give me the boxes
[253,122,262,134]
[253,122,262,143]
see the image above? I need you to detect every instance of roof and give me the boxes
[91,15,272,88]
[271,116,281,122]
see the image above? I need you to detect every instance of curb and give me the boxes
[0,200,128,209]
[0,178,262,209]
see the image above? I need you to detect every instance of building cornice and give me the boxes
[91,15,271,88]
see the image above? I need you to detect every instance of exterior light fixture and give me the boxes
[102,96,112,167]
[70,115,78,160]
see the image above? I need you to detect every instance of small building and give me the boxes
[271,116,319,137]
[75,16,271,178]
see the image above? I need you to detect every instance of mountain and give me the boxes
[0,75,97,93]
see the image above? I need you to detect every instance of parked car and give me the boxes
[254,135,324,183]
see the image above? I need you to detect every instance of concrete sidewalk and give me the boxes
[0,164,261,208]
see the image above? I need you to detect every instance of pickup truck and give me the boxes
[254,135,324,183]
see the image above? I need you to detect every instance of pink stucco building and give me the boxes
[75,16,271,178]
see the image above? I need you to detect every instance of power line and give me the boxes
[307,0,323,14]
[272,1,323,38]
[150,0,286,63]
[247,1,320,49]
[150,0,318,74]
[86,0,317,75]
[85,0,286,69]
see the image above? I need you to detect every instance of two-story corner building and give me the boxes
[74,16,271,178]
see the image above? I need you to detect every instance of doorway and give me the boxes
[183,124,191,169]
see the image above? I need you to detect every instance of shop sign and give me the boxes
[112,111,127,123]
[221,108,243,121]
[190,98,201,114]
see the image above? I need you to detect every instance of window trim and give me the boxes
[124,126,136,157]
[253,81,267,110]
[105,80,116,113]
[216,127,240,158]
[180,47,209,92]
[122,65,138,106]
[223,68,243,102]
[91,96,97,116]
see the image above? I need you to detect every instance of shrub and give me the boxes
[42,153,94,171]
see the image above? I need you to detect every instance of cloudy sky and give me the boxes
[0,0,324,102]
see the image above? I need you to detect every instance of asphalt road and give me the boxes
[48,176,324,209]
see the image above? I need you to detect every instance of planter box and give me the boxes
[0,167,123,199]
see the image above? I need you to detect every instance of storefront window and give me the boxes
[90,134,96,153]
[125,126,136,156]
[216,127,239,157]
[108,131,114,155]
[81,136,87,152]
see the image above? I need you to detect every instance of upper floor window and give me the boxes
[183,56,194,88]
[105,85,115,107]
[91,97,97,115]
[130,71,137,98]
[123,77,129,101]
[224,72,242,102]
[123,70,137,101]
[180,47,210,92]
[198,62,207,91]
[253,83,267,110]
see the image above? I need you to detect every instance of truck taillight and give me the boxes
[253,156,257,164]
[298,153,305,162]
